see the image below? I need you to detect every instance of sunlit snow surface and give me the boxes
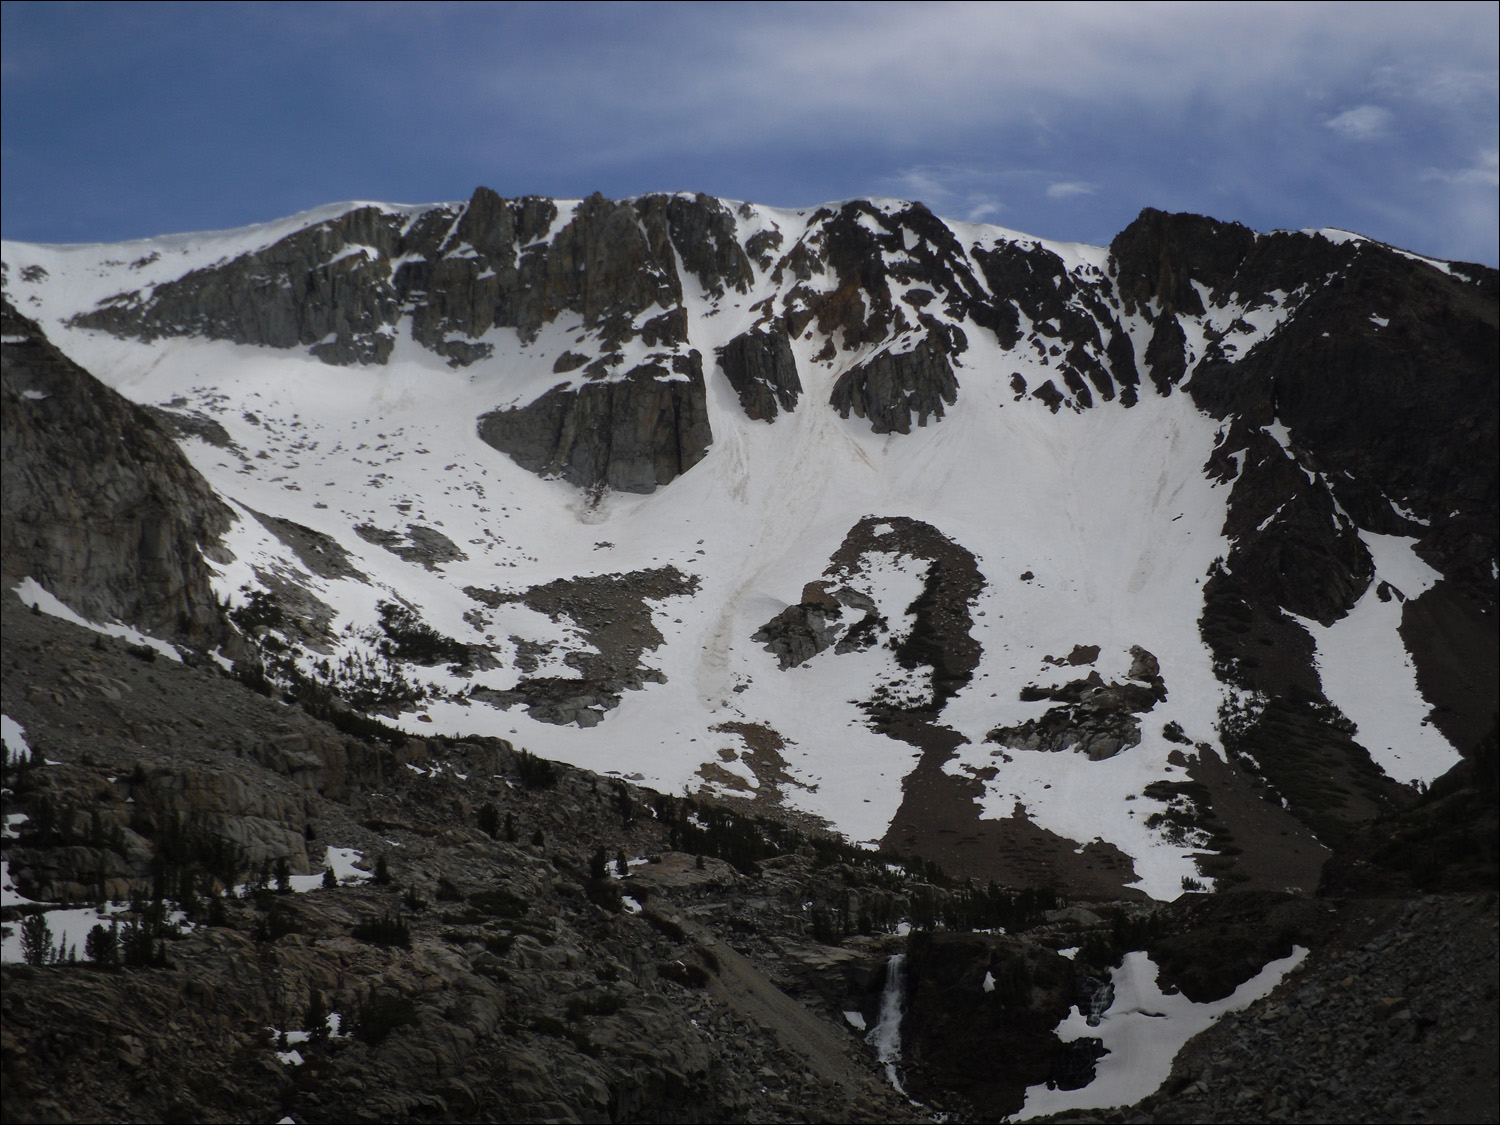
[1293,533,1460,785]
[1015,946,1308,1120]
[2,714,32,763]
[1,204,1457,899]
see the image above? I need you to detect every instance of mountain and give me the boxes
[1,190,1496,1122]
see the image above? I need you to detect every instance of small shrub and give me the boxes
[304,991,331,1043]
[354,992,418,1046]
[567,996,627,1020]
[516,749,557,790]
[351,912,411,948]
[477,802,500,838]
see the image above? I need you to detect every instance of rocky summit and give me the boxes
[1,190,1496,1123]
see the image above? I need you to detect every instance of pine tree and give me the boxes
[19,912,52,966]
[305,990,330,1043]
[85,921,119,967]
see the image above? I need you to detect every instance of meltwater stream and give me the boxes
[867,953,908,1095]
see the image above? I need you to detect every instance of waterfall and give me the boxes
[1084,975,1115,1027]
[867,952,908,1095]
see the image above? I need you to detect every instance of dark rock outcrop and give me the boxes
[477,356,713,493]
[988,646,1169,760]
[830,332,960,435]
[753,603,844,669]
[1209,420,1374,626]
[900,931,1087,1119]
[716,326,802,421]
[466,567,699,726]
[73,204,415,366]
[1189,247,1499,604]
[0,300,239,654]
[1109,208,1258,317]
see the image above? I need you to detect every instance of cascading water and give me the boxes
[1084,975,1116,1027]
[867,952,908,1095]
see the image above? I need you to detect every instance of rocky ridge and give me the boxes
[2,191,1497,1121]
[1,300,240,657]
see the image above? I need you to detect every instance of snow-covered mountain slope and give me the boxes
[4,191,1495,900]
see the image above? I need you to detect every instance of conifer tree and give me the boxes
[19,912,52,966]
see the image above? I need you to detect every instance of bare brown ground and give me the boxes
[877,715,1149,900]
[1188,746,1330,894]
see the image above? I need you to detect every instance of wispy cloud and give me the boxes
[1326,105,1394,141]
[2,2,1496,265]
[1423,149,1500,187]
[1047,181,1097,200]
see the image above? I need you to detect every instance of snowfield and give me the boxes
[1,198,1459,901]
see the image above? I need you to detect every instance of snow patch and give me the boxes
[1016,946,1308,1119]
[13,578,182,661]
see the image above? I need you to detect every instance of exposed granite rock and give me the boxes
[466,566,699,726]
[638,192,755,297]
[987,647,1169,761]
[64,188,745,377]
[971,238,1118,403]
[248,510,364,582]
[1109,207,1258,318]
[900,930,1091,1119]
[1189,244,1499,605]
[352,522,467,571]
[477,355,713,493]
[0,300,240,655]
[752,601,846,669]
[830,330,960,435]
[73,205,414,366]
[761,515,986,716]
[1209,420,1373,626]
[1144,311,1189,395]
[715,325,802,421]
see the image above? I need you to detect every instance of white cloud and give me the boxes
[1326,105,1394,140]
[452,2,1496,159]
[1423,149,1500,187]
[1047,181,1097,200]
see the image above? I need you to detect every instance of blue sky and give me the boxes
[3,1,1496,264]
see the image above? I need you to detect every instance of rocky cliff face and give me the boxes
[3,189,1498,1125]
[1,299,239,654]
[716,326,802,422]
[477,354,713,494]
